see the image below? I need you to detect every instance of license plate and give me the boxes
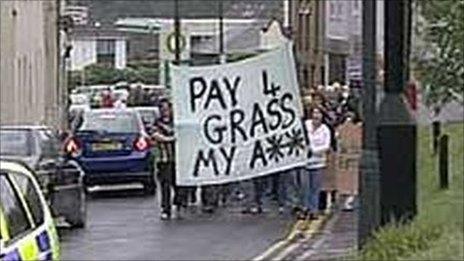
[92,142,122,151]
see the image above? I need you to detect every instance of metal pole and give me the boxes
[378,0,416,226]
[358,0,380,248]
[56,0,62,129]
[174,0,181,64]
[218,0,226,64]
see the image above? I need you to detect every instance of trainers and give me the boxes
[235,192,245,201]
[250,206,263,214]
[160,212,170,220]
[202,206,215,214]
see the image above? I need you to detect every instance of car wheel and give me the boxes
[67,185,87,228]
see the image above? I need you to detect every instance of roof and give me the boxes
[70,26,127,40]
[191,19,268,54]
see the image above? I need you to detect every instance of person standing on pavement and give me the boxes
[151,98,187,220]
[302,107,331,220]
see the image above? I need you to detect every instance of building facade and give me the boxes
[69,28,127,71]
[0,0,61,127]
[287,0,326,95]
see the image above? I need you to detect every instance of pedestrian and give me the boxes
[200,185,218,213]
[249,176,266,214]
[151,98,187,220]
[101,88,114,108]
[114,98,127,109]
[301,107,332,220]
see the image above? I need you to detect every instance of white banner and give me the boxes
[172,44,308,185]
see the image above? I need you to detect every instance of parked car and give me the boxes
[0,160,61,260]
[64,108,156,194]
[0,126,87,228]
[134,106,160,134]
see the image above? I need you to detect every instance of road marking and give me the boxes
[272,239,304,261]
[254,195,355,260]
[253,216,330,261]
[252,221,303,261]
[294,213,342,260]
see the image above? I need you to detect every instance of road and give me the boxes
[59,187,293,260]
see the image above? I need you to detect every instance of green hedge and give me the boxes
[69,64,159,89]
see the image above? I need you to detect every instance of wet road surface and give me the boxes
[59,188,293,260]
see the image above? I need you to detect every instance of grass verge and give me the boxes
[358,123,464,260]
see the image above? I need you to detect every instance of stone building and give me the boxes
[286,0,326,94]
[0,0,62,128]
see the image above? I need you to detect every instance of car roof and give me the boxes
[0,125,51,130]
[0,161,35,178]
[87,108,136,113]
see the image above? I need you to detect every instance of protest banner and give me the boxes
[172,44,308,185]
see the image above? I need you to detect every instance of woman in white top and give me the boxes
[303,107,331,219]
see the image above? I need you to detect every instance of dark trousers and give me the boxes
[253,177,266,207]
[157,162,187,214]
[201,185,218,207]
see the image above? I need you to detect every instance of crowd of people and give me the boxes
[150,83,361,221]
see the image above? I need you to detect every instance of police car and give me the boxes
[0,161,60,261]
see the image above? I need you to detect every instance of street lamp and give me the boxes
[377,0,416,226]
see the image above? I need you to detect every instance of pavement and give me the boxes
[253,196,358,261]
[59,186,295,261]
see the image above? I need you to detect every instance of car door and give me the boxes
[0,169,59,261]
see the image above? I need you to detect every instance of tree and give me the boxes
[412,0,464,115]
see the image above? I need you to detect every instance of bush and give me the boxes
[68,64,159,89]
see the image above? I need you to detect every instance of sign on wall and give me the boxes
[172,44,308,185]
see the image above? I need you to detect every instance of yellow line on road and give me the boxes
[253,214,330,261]
[252,220,303,261]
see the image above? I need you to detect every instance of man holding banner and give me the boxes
[171,44,309,208]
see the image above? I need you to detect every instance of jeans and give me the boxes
[253,177,266,207]
[301,168,323,213]
[254,169,302,208]
[157,162,187,214]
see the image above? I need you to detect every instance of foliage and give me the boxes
[68,64,159,89]
[412,0,464,115]
[358,123,464,260]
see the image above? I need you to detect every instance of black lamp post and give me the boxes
[174,0,181,64]
[377,0,416,226]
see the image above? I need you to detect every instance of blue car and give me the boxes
[65,108,155,194]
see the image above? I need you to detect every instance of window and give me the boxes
[9,172,44,226]
[80,111,140,133]
[0,174,31,244]
[0,129,33,156]
[353,1,360,11]
[337,2,343,15]
[97,39,116,55]
[97,39,116,66]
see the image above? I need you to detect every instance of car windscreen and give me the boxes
[0,129,33,156]
[79,111,140,133]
